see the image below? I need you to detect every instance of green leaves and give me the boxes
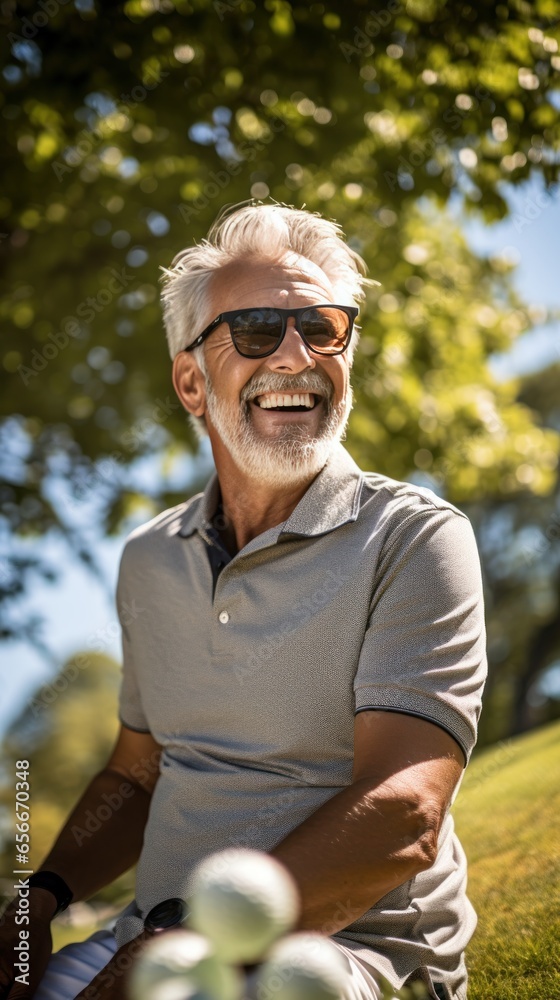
[1,1,559,698]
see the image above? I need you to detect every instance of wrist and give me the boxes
[27,886,59,921]
[27,871,73,918]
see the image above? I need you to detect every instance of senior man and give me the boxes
[0,202,486,1000]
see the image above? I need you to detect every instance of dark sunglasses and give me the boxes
[183,304,359,359]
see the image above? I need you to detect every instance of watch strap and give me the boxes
[28,871,73,916]
[144,897,189,933]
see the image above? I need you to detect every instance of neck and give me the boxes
[212,453,320,556]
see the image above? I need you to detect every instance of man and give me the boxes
[0,202,486,1000]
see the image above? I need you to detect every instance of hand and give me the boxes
[0,890,56,999]
[73,931,150,1000]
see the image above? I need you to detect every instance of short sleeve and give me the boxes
[116,544,151,734]
[353,507,487,766]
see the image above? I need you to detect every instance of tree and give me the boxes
[471,361,560,744]
[0,653,132,907]
[1,0,559,733]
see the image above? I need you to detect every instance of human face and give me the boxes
[198,256,354,486]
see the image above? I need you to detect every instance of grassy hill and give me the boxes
[452,718,560,1000]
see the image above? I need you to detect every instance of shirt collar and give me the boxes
[177,443,364,541]
[281,443,364,537]
[177,470,221,540]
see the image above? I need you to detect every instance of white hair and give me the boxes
[159,200,373,437]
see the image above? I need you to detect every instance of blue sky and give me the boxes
[460,179,560,376]
[1,177,559,735]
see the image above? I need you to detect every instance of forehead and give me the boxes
[209,254,336,314]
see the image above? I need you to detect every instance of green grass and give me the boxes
[52,921,103,950]
[452,718,560,1000]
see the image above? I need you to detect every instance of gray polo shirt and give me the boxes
[114,443,486,999]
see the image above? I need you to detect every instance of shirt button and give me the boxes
[218,611,230,624]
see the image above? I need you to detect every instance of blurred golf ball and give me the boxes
[255,933,348,1000]
[187,849,300,964]
[128,930,242,1000]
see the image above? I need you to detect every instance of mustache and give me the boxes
[241,370,334,403]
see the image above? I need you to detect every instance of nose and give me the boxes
[265,319,316,373]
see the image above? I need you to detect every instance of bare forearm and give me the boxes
[38,768,154,902]
[270,778,434,935]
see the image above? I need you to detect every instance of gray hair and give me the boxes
[159,201,373,437]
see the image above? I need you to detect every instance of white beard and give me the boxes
[203,370,353,488]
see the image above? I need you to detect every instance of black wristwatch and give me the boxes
[143,898,189,934]
[28,871,73,916]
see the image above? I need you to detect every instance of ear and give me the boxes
[172,351,207,419]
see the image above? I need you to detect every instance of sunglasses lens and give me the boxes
[230,307,353,357]
[231,309,282,356]
[300,307,351,353]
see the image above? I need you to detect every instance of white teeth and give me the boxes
[255,392,316,409]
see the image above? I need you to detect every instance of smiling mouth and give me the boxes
[251,391,322,412]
